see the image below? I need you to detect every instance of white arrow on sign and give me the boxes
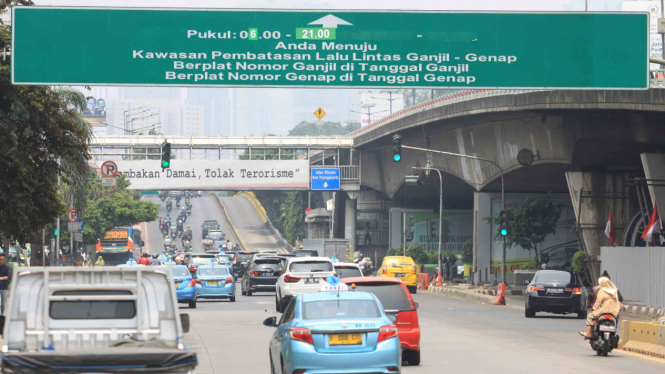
[323,182,329,188]
[308,14,353,28]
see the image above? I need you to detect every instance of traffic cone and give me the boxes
[436,272,443,286]
[493,283,506,305]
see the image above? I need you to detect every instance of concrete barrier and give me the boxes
[427,285,497,304]
[620,320,665,359]
[417,273,430,290]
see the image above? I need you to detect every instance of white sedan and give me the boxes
[275,256,334,312]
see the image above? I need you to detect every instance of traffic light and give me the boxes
[161,142,171,170]
[392,134,402,162]
[430,220,437,242]
[500,210,509,236]
[53,228,58,236]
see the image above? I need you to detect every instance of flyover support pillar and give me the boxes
[345,192,358,261]
[566,172,634,282]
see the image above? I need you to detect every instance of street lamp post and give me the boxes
[123,107,149,134]
[411,166,444,283]
[402,144,506,284]
[370,90,401,114]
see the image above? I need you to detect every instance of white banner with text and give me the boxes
[114,160,310,190]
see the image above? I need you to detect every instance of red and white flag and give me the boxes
[641,203,662,243]
[604,212,615,246]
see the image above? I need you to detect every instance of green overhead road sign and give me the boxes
[12,7,649,89]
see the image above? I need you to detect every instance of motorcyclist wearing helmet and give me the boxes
[165,214,171,223]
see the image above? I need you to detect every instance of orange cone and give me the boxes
[436,272,443,286]
[493,283,506,305]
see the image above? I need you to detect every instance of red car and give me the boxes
[342,276,421,365]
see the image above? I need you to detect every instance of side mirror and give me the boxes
[523,280,530,285]
[263,316,277,327]
[414,302,420,310]
[387,314,397,323]
[180,313,190,333]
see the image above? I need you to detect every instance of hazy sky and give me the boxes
[33,0,619,11]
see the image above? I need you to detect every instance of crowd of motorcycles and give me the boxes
[159,191,200,255]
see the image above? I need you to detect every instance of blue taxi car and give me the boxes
[172,264,198,308]
[263,291,401,374]
[195,264,236,302]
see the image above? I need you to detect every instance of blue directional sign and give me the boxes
[77,219,85,232]
[311,168,340,191]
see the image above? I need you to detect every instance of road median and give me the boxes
[619,320,665,359]
[213,194,248,252]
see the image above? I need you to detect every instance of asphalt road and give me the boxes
[219,196,289,253]
[178,287,665,374]
[145,194,239,254]
[148,195,665,373]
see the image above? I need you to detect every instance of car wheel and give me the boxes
[189,299,197,309]
[525,306,535,318]
[270,353,276,374]
[408,286,417,294]
[577,309,588,319]
[247,289,253,296]
[241,287,246,296]
[230,296,236,302]
[406,349,421,366]
[275,294,281,312]
[280,357,285,374]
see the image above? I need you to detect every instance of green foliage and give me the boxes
[386,248,402,257]
[484,193,561,263]
[0,4,92,244]
[520,258,539,270]
[572,250,587,273]
[406,243,429,263]
[441,250,457,260]
[461,240,473,265]
[427,251,439,264]
[79,174,159,244]
[288,121,360,136]
[254,191,307,246]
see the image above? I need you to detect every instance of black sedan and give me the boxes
[241,257,283,296]
[524,270,588,318]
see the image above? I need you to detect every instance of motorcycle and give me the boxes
[187,208,192,215]
[176,201,181,208]
[161,227,168,237]
[176,229,183,238]
[166,203,172,212]
[179,214,187,223]
[160,195,166,202]
[589,314,619,356]
[171,231,176,240]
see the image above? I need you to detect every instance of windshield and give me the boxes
[351,283,412,311]
[252,260,282,273]
[534,271,572,284]
[335,266,362,279]
[172,267,190,276]
[290,261,332,273]
[235,254,255,262]
[50,291,136,319]
[198,267,229,276]
[303,300,381,320]
[218,255,233,262]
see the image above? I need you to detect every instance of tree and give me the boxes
[486,193,561,263]
[461,240,473,265]
[0,3,92,245]
[288,121,360,136]
[406,243,428,263]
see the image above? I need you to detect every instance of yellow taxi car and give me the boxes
[379,256,419,294]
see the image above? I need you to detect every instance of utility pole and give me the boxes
[412,166,444,284]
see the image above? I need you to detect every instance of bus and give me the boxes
[95,227,134,265]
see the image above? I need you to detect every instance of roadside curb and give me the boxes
[427,285,498,305]
[235,191,268,224]
[213,194,248,251]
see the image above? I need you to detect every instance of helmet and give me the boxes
[299,245,304,249]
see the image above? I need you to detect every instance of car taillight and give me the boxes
[529,286,544,292]
[194,279,201,285]
[289,327,313,344]
[387,367,399,372]
[187,280,196,288]
[377,325,398,342]
[333,273,338,277]
[382,266,387,275]
[228,262,232,266]
[566,287,582,294]
[189,268,196,272]
[284,275,301,283]
[225,278,233,285]
[250,270,259,276]
[412,266,417,275]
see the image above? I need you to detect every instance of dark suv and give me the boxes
[232,251,258,278]
[524,270,588,318]
[241,257,283,296]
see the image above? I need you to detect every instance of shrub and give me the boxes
[572,250,587,273]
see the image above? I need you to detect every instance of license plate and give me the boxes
[304,277,319,284]
[207,281,219,286]
[174,283,180,289]
[599,325,616,332]
[329,333,363,345]
[394,273,405,277]
[547,288,563,294]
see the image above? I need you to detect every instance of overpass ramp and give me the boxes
[219,195,290,254]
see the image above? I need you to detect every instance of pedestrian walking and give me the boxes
[0,253,12,315]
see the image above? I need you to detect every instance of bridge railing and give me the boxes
[351,70,665,139]
[311,165,360,181]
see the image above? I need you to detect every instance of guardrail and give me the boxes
[311,165,360,181]
[351,71,665,139]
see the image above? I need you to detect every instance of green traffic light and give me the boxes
[501,228,508,236]
[393,154,401,162]
[54,229,58,236]
[162,160,169,168]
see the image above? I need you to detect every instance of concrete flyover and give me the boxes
[350,88,665,283]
